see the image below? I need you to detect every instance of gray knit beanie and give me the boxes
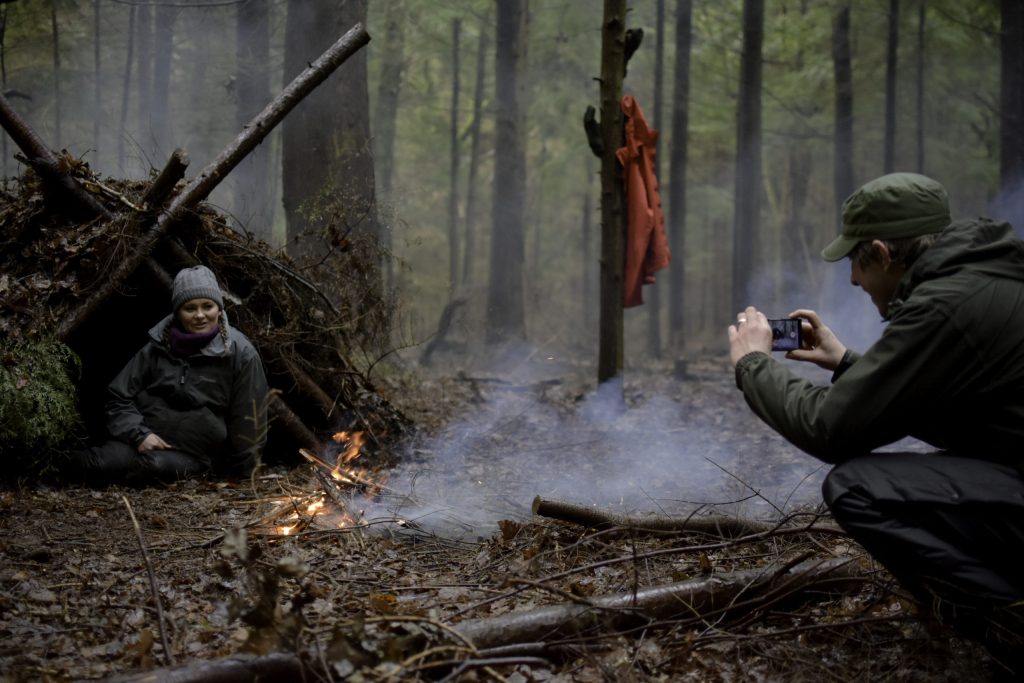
[171,265,224,311]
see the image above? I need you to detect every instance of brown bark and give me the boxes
[107,652,308,683]
[533,496,777,538]
[57,23,371,342]
[731,0,764,314]
[453,558,857,650]
[142,148,190,210]
[0,92,109,222]
[596,0,627,385]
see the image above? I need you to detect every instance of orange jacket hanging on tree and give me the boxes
[616,95,671,308]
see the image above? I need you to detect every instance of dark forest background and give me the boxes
[2,0,1022,369]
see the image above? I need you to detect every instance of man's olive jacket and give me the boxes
[735,218,1024,468]
[105,313,269,476]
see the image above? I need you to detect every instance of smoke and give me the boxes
[351,350,834,539]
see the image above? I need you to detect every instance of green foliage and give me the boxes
[0,338,82,460]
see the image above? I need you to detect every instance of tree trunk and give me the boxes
[282,1,337,253]
[462,13,489,287]
[916,0,926,173]
[582,162,595,344]
[884,0,899,174]
[596,0,627,385]
[151,5,176,162]
[487,0,528,344]
[831,2,855,310]
[832,3,854,222]
[731,0,764,315]
[999,0,1024,232]
[646,0,666,360]
[92,0,100,164]
[135,2,152,173]
[448,18,462,290]
[329,0,378,250]
[284,0,380,301]
[234,0,274,242]
[50,1,60,147]
[373,0,408,290]
[667,0,691,352]
[0,2,8,178]
[117,5,135,175]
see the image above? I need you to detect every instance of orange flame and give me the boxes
[270,434,376,535]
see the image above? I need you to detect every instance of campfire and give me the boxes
[259,431,390,537]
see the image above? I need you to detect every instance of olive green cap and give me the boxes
[822,172,951,262]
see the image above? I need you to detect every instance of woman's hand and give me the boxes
[138,433,172,453]
[784,309,848,371]
[728,306,773,367]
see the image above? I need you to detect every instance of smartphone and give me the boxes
[768,318,801,352]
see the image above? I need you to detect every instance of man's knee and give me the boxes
[822,458,868,509]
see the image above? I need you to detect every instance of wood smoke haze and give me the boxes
[360,354,826,538]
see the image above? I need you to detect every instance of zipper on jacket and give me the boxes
[180,365,188,385]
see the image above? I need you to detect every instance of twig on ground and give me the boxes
[120,494,175,667]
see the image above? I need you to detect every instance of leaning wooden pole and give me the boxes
[57,23,371,342]
[0,91,112,221]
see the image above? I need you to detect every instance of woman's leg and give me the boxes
[69,440,209,485]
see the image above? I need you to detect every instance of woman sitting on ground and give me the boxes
[71,265,268,484]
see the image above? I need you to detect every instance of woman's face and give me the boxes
[177,298,221,333]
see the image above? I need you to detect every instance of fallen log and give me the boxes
[452,557,857,650]
[532,495,778,537]
[106,652,311,683]
[58,23,371,342]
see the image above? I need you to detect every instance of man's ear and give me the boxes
[870,239,894,269]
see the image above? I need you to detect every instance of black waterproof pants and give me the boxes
[70,439,210,486]
[823,452,1024,673]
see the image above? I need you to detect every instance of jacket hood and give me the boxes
[147,310,233,356]
[891,218,1024,310]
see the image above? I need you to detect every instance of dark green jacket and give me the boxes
[735,218,1024,466]
[106,313,269,475]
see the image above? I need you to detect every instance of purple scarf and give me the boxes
[168,324,220,357]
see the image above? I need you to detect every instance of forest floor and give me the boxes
[0,354,1002,682]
